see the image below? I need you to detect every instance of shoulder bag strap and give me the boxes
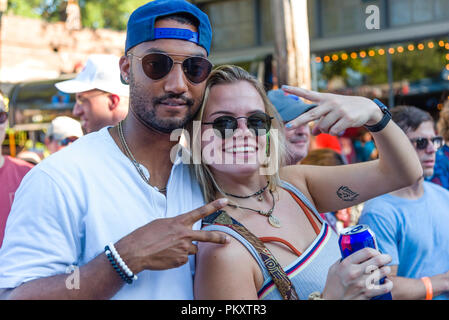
[204,210,299,300]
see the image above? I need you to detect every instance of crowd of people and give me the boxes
[0,0,448,300]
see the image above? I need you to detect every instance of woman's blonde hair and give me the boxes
[188,65,286,203]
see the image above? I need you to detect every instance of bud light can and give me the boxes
[339,224,392,300]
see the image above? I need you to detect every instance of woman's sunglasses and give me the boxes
[410,136,443,150]
[128,52,213,84]
[202,112,273,138]
[0,111,8,124]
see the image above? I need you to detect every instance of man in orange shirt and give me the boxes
[0,92,33,247]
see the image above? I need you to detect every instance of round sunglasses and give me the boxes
[0,111,8,124]
[202,112,273,138]
[128,52,213,84]
[410,136,443,150]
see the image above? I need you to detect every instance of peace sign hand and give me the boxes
[114,198,230,273]
[282,86,383,136]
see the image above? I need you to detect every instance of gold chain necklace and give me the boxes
[228,189,281,228]
[117,121,167,193]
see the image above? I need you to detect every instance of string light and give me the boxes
[314,40,449,64]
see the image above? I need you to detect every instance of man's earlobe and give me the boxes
[119,55,130,85]
[121,74,129,84]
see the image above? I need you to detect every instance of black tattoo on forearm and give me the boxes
[336,186,359,202]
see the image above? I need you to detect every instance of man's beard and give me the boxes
[129,77,197,134]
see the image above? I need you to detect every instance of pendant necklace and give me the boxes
[117,121,167,193]
[228,189,281,228]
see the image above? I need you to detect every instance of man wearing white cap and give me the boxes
[55,54,129,134]
[44,116,84,154]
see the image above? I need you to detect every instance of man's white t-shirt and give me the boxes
[0,127,205,299]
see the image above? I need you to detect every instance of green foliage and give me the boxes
[6,0,151,30]
[390,47,447,83]
[320,52,369,85]
[6,0,44,19]
[79,0,150,30]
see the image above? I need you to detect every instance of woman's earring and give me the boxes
[266,132,271,157]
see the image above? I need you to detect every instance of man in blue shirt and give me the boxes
[359,106,449,300]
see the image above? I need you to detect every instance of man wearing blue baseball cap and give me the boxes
[0,0,228,300]
[268,89,317,165]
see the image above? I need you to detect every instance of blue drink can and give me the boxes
[338,224,392,300]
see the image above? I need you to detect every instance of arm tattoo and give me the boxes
[336,186,359,202]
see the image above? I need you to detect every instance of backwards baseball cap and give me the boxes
[46,116,84,141]
[268,89,317,122]
[55,54,129,97]
[125,0,212,55]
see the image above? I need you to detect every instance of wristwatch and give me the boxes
[364,99,392,132]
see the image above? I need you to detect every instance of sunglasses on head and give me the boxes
[410,136,443,150]
[58,136,78,146]
[128,52,213,84]
[0,111,8,124]
[202,112,273,139]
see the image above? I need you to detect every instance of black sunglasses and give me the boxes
[0,111,8,124]
[128,52,212,84]
[410,136,443,150]
[202,112,273,139]
[58,136,78,146]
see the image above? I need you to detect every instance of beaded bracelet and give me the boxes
[104,244,138,284]
[108,243,138,281]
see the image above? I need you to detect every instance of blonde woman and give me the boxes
[191,65,422,300]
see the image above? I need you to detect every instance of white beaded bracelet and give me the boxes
[108,242,138,281]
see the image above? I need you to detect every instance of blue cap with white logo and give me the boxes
[125,0,212,55]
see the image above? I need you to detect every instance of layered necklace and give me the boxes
[226,182,281,228]
[117,121,167,193]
